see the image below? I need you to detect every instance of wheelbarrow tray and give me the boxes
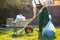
[12,18,33,35]
[15,18,32,27]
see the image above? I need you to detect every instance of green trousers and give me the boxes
[38,7,49,32]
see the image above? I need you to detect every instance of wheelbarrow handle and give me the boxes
[30,11,41,22]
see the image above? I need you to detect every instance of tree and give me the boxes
[0,0,32,26]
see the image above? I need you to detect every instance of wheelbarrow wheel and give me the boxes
[25,27,33,33]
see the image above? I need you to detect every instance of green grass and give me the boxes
[0,27,60,40]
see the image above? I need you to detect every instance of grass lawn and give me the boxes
[0,27,60,40]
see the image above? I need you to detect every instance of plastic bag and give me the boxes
[42,15,56,38]
[15,14,26,22]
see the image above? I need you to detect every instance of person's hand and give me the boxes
[39,9,42,13]
[33,15,36,19]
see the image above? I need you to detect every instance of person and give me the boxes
[32,0,49,37]
[14,14,26,22]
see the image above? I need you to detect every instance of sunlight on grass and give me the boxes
[0,27,60,40]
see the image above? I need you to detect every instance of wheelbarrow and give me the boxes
[6,11,40,35]
[14,18,33,35]
[13,11,41,35]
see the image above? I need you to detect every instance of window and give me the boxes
[47,0,53,6]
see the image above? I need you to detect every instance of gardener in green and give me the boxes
[32,0,49,36]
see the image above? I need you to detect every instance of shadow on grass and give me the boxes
[10,34,24,38]
[0,29,7,35]
[38,37,55,40]
[0,31,7,35]
[10,33,33,38]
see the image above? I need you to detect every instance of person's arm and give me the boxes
[39,2,46,13]
[32,0,37,19]
[33,6,37,19]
